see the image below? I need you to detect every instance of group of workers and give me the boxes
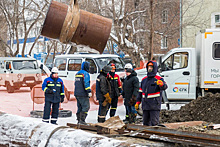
[41,60,167,126]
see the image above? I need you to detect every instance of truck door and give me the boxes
[85,58,98,81]
[160,51,194,100]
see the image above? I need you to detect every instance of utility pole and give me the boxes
[180,0,182,48]
[148,0,154,60]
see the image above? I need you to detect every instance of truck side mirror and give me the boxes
[158,56,162,66]
[40,64,43,70]
[158,67,162,73]
[90,66,95,74]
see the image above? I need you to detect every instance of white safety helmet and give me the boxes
[124,63,133,69]
[51,67,59,74]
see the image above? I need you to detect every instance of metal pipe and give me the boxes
[41,0,112,53]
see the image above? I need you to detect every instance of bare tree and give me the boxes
[0,13,8,56]
[0,0,49,57]
[78,0,180,65]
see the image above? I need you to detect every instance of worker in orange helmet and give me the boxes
[135,61,168,126]
[106,63,122,117]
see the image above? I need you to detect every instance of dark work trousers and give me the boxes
[126,105,137,114]
[143,110,160,126]
[43,101,60,124]
[98,100,110,123]
[76,97,90,113]
[125,105,129,119]
[107,96,118,117]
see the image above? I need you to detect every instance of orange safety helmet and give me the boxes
[148,62,154,66]
[110,63,116,70]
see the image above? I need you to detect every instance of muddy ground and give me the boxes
[160,92,220,134]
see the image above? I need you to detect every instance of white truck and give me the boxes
[157,29,220,103]
[0,57,42,93]
[53,53,125,104]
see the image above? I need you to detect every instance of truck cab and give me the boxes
[159,48,196,101]
[0,57,42,93]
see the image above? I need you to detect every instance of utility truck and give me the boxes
[157,29,220,103]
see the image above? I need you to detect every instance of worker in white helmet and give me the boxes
[42,67,65,125]
[122,63,139,124]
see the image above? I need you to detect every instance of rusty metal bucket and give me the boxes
[41,0,112,53]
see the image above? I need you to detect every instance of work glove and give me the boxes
[104,93,112,104]
[102,93,111,107]
[156,80,163,87]
[135,102,141,110]
[129,95,136,105]
[88,92,92,98]
[46,89,53,94]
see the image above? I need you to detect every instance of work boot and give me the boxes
[98,116,105,123]
[129,113,136,124]
[76,113,81,124]
[131,113,137,124]
[123,116,129,124]
[78,112,88,125]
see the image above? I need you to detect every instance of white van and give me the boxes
[0,57,42,93]
[157,29,220,102]
[53,53,125,103]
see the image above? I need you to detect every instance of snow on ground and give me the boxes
[0,113,127,146]
[0,86,185,146]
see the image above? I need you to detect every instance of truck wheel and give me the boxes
[6,83,14,93]
[58,110,72,117]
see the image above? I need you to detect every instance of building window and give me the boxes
[161,36,167,49]
[162,10,168,23]
[215,15,220,23]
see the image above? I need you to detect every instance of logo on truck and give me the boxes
[173,87,178,93]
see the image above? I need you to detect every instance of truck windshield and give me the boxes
[95,57,125,72]
[13,60,38,70]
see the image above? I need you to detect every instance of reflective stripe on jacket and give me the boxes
[42,74,64,103]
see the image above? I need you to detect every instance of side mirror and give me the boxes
[40,64,43,70]
[90,66,95,74]
[158,56,162,66]
[158,67,162,73]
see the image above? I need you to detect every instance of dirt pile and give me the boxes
[160,93,220,124]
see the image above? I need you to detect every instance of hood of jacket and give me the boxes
[146,61,157,77]
[81,61,90,72]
